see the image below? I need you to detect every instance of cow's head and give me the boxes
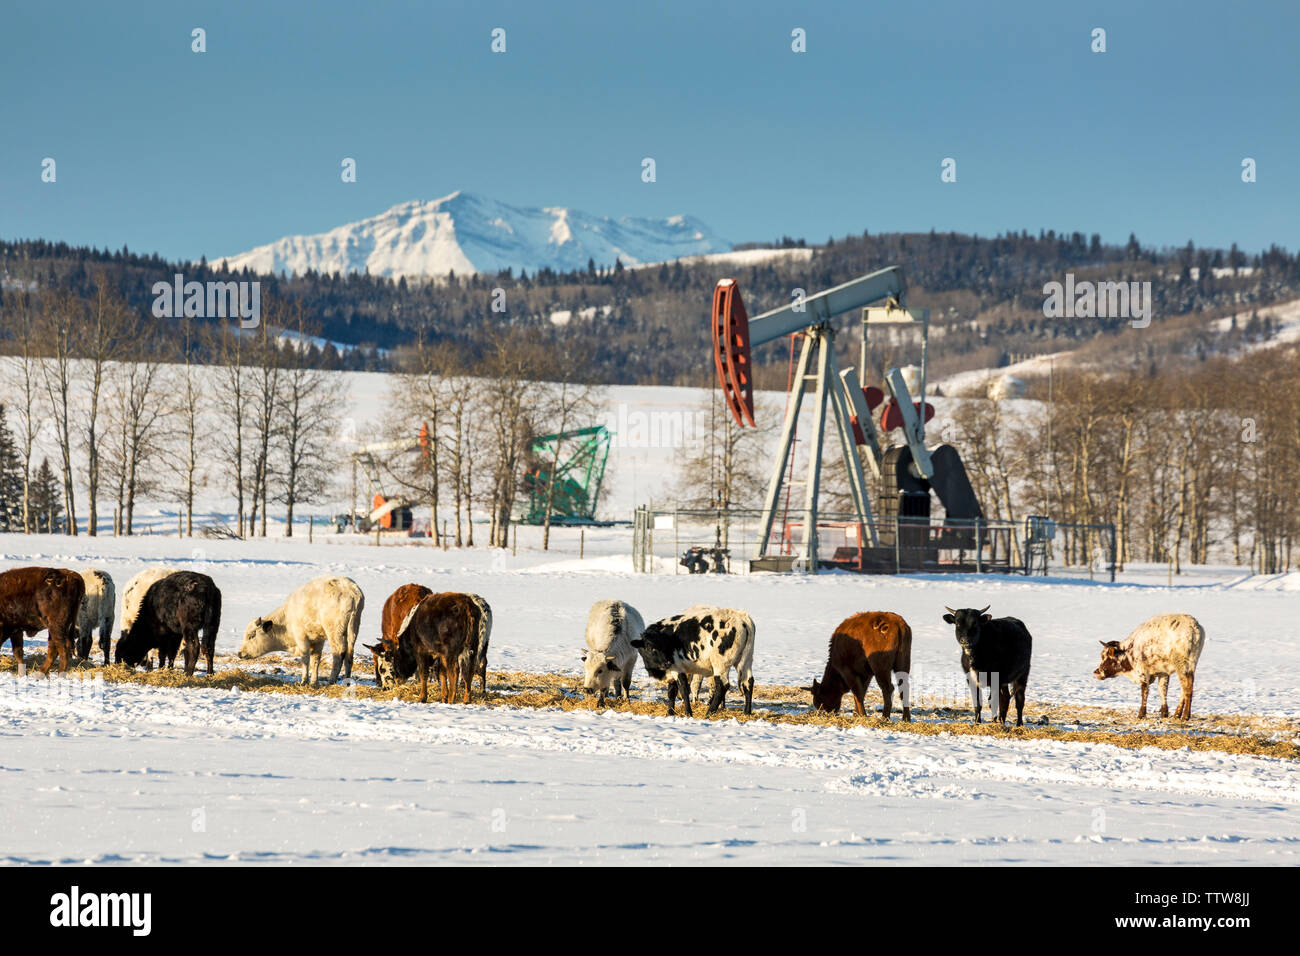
[236,617,276,659]
[366,642,398,689]
[581,650,622,693]
[807,677,843,713]
[942,606,991,653]
[629,632,674,681]
[1093,640,1131,680]
[114,629,145,667]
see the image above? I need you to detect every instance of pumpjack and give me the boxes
[711,266,983,572]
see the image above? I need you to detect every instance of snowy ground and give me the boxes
[2,531,1297,865]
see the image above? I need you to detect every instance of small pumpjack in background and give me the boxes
[711,266,987,573]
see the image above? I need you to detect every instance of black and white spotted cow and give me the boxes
[631,604,755,717]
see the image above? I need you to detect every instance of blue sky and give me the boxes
[2,0,1296,263]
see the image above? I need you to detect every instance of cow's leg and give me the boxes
[897,671,912,723]
[622,671,633,701]
[1014,682,1026,726]
[6,629,25,678]
[871,665,894,721]
[705,676,727,715]
[1177,672,1194,720]
[461,663,472,704]
[679,674,694,718]
[966,670,982,724]
[997,682,1011,725]
[742,675,754,715]
[99,626,111,667]
[1157,675,1170,718]
[479,663,488,696]
[449,660,462,704]
[183,633,200,677]
[299,650,311,685]
[1138,679,1149,718]
[327,648,344,685]
[417,654,429,703]
[597,688,607,707]
[665,677,678,717]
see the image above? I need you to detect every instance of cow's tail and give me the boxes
[203,586,222,675]
[343,591,365,674]
[895,620,913,675]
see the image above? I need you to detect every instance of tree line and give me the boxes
[0,277,343,538]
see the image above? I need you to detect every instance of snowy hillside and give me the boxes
[210,191,731,279]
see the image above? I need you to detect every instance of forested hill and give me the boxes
[2,230,1297,385]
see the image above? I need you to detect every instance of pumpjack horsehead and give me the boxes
[711,266,983,572]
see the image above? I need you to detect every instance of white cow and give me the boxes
[76,568,116,665]
[238,576,365,685]
[1094,613,1206,719]
[581,599,645,705]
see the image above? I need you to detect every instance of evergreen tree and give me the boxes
[0,405,24,531]
[29,458,63,533]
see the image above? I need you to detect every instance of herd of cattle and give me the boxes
[0,565,1208,722]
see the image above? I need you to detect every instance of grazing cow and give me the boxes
[366,583,431,689]
[367,588,491,695]
[582,599,645,705]
[0,566,85,676]
[116,571,222,676]
[942,606,1033,726]
[238,576,365,685]
[808,611,912,721]
[404,591,478,704]
[119,567,183,668]
[75,569,116,665]
[1094,613,1206,719]
[631,605,756,717]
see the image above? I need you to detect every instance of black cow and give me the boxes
[941,605,1032,726]
[115,571,222,677]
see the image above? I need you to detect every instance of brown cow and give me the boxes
[0,567,86,677]
[807,611,912,721]
[363,583,432,689]
[406,592,478,704]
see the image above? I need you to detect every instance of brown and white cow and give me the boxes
[808,611,912,721]
[366,587,491,696]
[0,566,85,676]
[365,582,431,689]
[1094,613,1206,719]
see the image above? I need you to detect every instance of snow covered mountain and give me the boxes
[211,191,731,279]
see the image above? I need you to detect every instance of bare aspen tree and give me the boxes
[81,276,130,536]
[275,313,344,536]
[37,291,79,534]
[480,332,545,548]
[214,322,250,537]
[246,317,283,537]
[168,318,208,536]
[107,317,167,534]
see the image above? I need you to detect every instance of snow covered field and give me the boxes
[2,531,1297,865]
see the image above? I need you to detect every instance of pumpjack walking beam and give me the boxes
[715,267,907,570]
